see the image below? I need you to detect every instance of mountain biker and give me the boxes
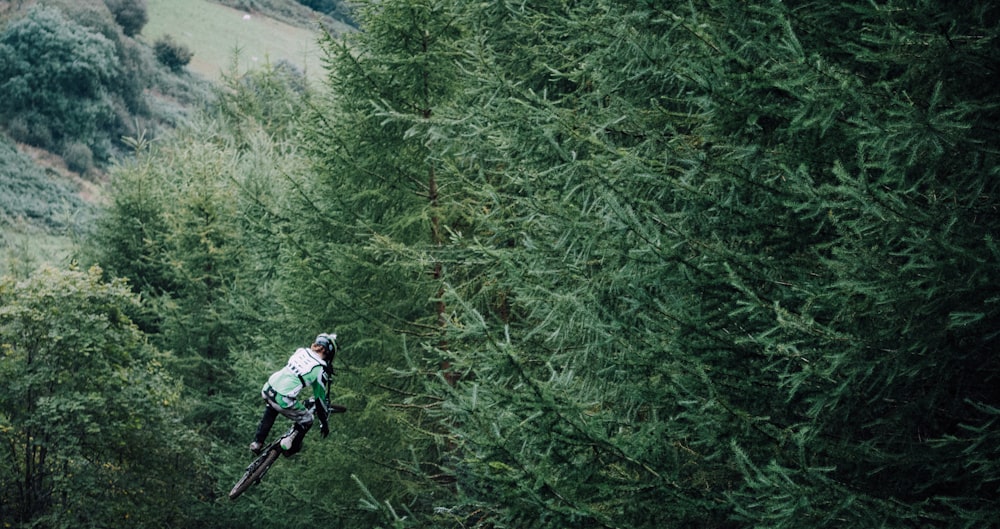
[248,333,337,455]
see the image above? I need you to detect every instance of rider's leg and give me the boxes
[250,387,283,452]
[278,406,315,455]
[280,420,313,454]
[252,404,278,445]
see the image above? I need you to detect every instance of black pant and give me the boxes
[253,404,279,445]
[253,403,312,454]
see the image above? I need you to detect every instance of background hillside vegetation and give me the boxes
[0,0,211,169]
[0,0,212,280]
[2,0,998,528]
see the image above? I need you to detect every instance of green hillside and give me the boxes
[143,0,340,82]
[1,0,343,272]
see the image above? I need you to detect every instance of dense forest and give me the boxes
[2,0,999,528]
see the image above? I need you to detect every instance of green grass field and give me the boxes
[143,0,330,82]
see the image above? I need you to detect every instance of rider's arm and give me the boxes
[310,366,329,403]
[310,366,331,437]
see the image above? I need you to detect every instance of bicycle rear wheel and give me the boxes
[229,448,279,500]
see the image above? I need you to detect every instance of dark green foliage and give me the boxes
[4,115,54,148]
[0,265,198,528]
[0,1,210,170]
[83,132,289,528]
[288,0,471,520]
[153,34,193,72]
[103,0,148,36]
[408,1,1000,527]
[92,130,255,383]
[0,6,120,157]
[296,0,356,27]
[84,65,334,527]
[303,0,465,351]
[29,0,998,527]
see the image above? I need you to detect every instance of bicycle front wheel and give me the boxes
[229,449,280,500]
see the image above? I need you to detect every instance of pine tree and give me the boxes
[84,64,336,527]
[293,0,469,521]
[424,1,731,526]
[60,0,998,526]
[420,0,1000,527]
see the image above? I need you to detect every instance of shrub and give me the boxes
[62,142,95,174]
[153,35,193,73]
[5,114,54,148]
[103,0,148,36]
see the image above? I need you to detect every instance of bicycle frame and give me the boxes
[228,426,290,500]
[229,400,347,500]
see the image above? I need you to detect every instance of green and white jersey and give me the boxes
[265,347,328,409]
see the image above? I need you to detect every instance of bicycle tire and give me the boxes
[229,448,280,500]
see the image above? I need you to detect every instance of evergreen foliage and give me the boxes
[92,119,274,437]
[411,0,1000,527]
[85,62,364,527]
[36,0,1000,527]
[290,0,469,518]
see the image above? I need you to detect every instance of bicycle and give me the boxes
[229,399,347,500]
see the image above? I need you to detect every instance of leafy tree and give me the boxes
[61,142,95,174]
[0,265,198,528]
[9,0,204,161]
[0,6,120,157]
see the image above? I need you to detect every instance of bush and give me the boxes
[297,0,357,27]
[103,0,148,36]
[153,35,193,73]
[62,142,95,174]
[5,114,54,148]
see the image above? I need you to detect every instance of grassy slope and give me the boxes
[143,0,333,82]
[0,139,95,276]
[2,0,340,273]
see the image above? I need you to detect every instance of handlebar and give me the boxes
[305,398,347,414]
